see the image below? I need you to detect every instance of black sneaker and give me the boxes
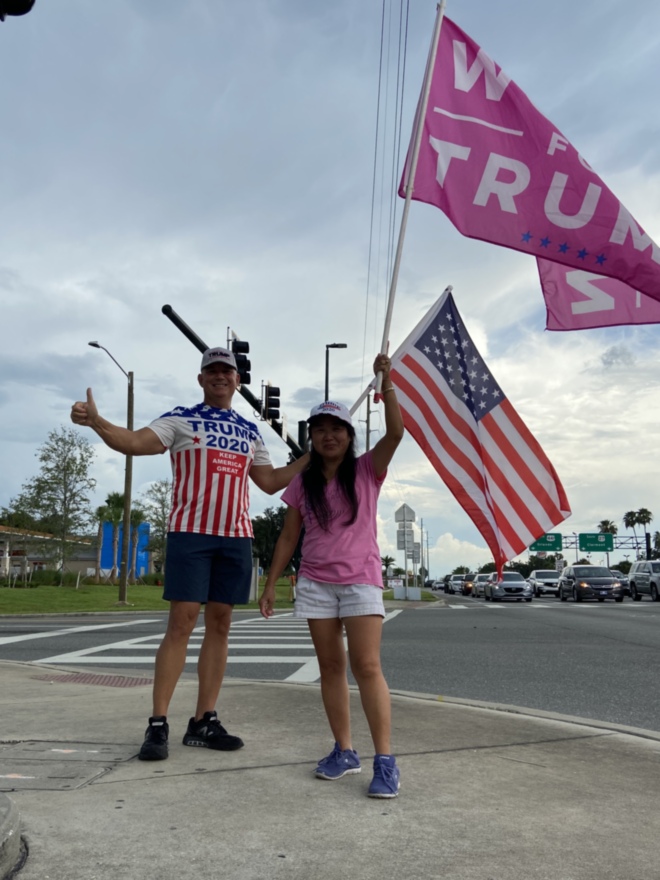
[138,716,169,761]
[182,711,244,751]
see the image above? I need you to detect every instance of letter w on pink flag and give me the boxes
[383,287,571,571]
[401,17,660,304]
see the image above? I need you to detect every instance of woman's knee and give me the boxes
[318,654,347,678]
[349,655,383,682]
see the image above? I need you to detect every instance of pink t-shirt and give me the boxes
[282,452,386,587]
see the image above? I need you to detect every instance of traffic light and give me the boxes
[231,339,251,385]
[263,382,280,422]
[298,420,308,450]
[0,1,35,21]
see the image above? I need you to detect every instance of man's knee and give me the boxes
[204,602,233,638]
[165,603,201,641]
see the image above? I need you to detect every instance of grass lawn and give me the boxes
[0,583,435,615]
[0,580,295,615]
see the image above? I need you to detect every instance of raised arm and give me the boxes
[370,353,404,478]
[249,451,310,495]
[258,505,304,618]
[71,388,165,456]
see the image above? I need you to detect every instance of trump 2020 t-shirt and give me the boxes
[148,403,271,538]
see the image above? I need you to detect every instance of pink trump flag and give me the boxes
[538,258,660,331]
[400,17,660,304]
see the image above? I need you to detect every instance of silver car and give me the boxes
[472,573,490,598]
[484,571,533,602]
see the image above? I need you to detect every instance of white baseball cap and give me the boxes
[200,347,237,371]
[307,401,353,427]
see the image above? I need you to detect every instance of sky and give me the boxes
[2,0,660,576]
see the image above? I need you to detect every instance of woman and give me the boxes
[259,354,404,798]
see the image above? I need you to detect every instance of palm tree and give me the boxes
[597,520,618,535]
[381,555,395,574]
[105,492,125,584]
[93,505,108,584]
[636,508,653,530]
[128,505,147,583]
[623,510,639,553]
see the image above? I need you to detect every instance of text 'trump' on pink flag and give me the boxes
[537,258,660,331]
[400,16,660,304]
[387,288,571,569]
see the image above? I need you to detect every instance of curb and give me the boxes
[0,795,21,880]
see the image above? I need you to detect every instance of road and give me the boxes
[1,595,659,731]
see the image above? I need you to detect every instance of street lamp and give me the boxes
[572,531,578,562]
[325,343,347,401]
[89,341,134,606]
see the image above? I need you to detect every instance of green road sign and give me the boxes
[579,533,614,552]
[529,533,563,552]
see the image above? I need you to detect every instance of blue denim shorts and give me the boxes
[163,533,253,605]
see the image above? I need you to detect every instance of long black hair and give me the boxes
[302,420,359,531]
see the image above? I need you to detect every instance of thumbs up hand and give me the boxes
[71,388,100,427]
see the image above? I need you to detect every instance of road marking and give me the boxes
[0,619,160,646]
[28,609,404,681]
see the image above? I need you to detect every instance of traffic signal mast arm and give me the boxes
[161,304,304,459]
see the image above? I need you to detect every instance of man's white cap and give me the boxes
[200,347,237,371]
[307,401,353,427]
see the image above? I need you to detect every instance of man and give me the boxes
[71,346,308,760]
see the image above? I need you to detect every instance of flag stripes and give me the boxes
[387,289,570,567]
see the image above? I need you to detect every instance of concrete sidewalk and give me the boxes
[1,658,659,880]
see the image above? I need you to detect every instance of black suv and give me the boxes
[627,560,660,601]
[558,565,624,603]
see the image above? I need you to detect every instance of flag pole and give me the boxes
[376,0,446,390]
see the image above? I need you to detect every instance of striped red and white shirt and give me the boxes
[148,404,272,538]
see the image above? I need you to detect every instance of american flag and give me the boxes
[388,288,571,568]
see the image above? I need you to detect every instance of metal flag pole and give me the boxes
[375,0,447,391]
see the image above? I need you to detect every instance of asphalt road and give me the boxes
[1,596,659,731]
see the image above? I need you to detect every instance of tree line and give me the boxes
[2,427,658,584]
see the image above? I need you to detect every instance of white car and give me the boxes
[528,569,561,597]
[448,574,465,594]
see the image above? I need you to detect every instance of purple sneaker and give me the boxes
[315,742,361,780]
[368,754,400,798]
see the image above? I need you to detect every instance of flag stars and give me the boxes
[595,254,607,265]
[539,237,551,248]
[558,243,570,253]
[577,248,589,260]
[521,231,533,243]
[423,345,431,354]
[192,436,201,445]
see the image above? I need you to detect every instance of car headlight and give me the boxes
[578,581,590,588]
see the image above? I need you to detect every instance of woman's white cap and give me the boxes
[307,401,353,427]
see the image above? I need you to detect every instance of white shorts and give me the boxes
[293,577,385,619]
